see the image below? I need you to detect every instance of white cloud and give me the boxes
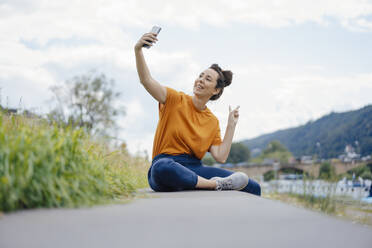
[209,65,372,142]
[118,99,153,155]
[120,99,144,129]
[2,0,372,45]
[1,0,372,156]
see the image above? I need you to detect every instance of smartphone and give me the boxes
[143,25,161,48]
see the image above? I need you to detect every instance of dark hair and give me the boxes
[209,63,233,101]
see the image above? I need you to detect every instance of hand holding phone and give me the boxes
[143,25,161,49]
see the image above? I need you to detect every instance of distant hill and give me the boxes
[242,105,372,159]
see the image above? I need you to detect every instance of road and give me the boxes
[0,188,371,248]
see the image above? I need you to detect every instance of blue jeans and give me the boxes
[147,153,261,196]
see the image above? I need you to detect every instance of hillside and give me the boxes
[242,105,372,159]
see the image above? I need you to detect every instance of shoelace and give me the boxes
[217,178,233,190]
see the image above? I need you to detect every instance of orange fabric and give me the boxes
[152,87,223,160]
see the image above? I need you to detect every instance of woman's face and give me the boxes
[193,68,221,98]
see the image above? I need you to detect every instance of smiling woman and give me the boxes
[196,64,233,102]
[134,30,261,195]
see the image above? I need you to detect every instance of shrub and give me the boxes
[318,162,336,181]
[0,113,149,212]
[346,163,372,180]
[263,170,275,181]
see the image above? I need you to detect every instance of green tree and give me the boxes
[226,142,250,164]
[318,162,336,180]
[202,153,216,166]
[263,140,288,154]
[360,170,372,180]
[258,140,292,164]
[345,163,372,180]
[47,70,125,137]
[263,170,275,181]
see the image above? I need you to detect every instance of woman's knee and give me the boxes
[149,158,176,191]
[151,158,174,178]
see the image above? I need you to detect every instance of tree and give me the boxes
[263,170,275,181]
[226,142,250,164]
[263,140,288,155]
[318,162,335,181]
[258,140,292,165]
[47,70,125,137]
[202,153,216,166]
[346,163,372,180]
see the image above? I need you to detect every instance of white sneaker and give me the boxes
[211,172,249,191]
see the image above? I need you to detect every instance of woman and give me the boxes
[134,31,261,196]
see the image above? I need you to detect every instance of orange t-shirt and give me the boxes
[152,87,223,160]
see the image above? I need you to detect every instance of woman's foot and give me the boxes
[210,172,249,191]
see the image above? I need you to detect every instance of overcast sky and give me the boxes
[1,0,372,156]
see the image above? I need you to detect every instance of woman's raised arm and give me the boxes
[209,106,240,163]
[134,32,167,104]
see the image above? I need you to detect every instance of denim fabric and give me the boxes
[147,153,261,196]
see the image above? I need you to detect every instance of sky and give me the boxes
[1,0,372,157]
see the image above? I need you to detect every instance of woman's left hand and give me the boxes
[228,105,240,126]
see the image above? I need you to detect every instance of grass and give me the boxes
[264,192,372,226]
[0,112,150,212]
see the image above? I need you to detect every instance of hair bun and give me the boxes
[209,63,233,87]
[222,70,232,87]
[208,63,233,101]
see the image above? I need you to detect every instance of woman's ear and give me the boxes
[213,88,221,95]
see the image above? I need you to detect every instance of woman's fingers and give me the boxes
[144,33,158,41]
[229,105,240,113]
[140,33,158,46]
[228,105,240,123]
[235,106,240,116]
[142,37,156,43]
[135,32,159,49]
[229,105,240,120]
[143,40,153,46]
[150,33,159,40]
[140,33,158,47]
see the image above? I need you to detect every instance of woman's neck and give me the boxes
[192,95,208,111]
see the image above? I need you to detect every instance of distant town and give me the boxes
[215,144,371,169]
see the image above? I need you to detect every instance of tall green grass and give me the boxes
[0,113,150,212]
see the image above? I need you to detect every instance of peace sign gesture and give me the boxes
[228,105,240,126]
